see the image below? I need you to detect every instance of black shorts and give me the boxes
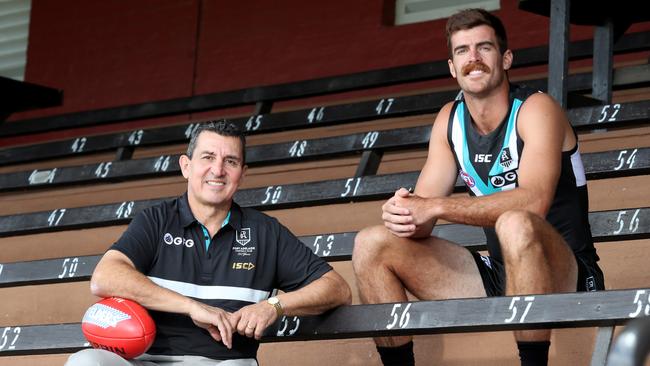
[470,251,605,297]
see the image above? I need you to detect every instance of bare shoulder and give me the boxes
[431,101,456,135]
[517,92,574,148]
[518,92,566,120]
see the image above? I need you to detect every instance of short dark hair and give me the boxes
[445,8,508,57]
[186,120,246,163]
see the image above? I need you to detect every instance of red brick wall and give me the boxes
[6,0,650,145]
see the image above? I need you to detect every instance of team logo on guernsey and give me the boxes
[490,171,518,188]
[459,170,475,188]
[236,228,251,246]
[499,148,513,168]
[585,276,596,292]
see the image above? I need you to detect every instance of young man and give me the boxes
[67,120,351,365]
[352,9,603,366]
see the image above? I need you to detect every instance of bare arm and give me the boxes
[276,270,351,315]
[382,102,460,238]
[91,249,234,348]
[405,93,569,227]
[231,270,351,339]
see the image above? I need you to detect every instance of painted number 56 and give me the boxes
[386,303,412,329]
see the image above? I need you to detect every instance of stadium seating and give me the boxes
[1,11,649,366]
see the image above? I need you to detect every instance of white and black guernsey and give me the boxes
[447,84,599,264]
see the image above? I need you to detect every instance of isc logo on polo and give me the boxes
[232,262,255,270]
[163,233,194,248]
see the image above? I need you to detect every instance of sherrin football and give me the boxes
[81,297,156,359]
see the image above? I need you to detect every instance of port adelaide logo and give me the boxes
[233,228,255,257]
[499,148,513,168]
[236,228,251,246]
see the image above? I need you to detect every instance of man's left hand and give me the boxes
[230,301,278,340]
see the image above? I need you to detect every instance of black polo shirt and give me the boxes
[110,193,332,360]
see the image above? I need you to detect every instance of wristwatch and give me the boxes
[267,296,284,317]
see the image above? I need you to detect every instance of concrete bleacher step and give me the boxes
[1,288,648,358]
[1,62,649,168]
[1,205,648,288]
[0,146,647,236]
[1,99,649,191]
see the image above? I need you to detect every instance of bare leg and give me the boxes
[352,225,486,347]
[496,210,578,342]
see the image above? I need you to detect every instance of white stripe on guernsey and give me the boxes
[451,109,465,165]
[507,101,521,168]
[451,105,483,196]
[570,148,587,187]
[149,276,270,303]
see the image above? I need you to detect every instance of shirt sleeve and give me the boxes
[109,208,160,273]
[274,222,333,292]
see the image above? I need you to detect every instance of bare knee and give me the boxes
[496,210,545,259]
[352,225,391,272]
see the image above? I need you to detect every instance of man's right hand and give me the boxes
[188,301,234,349]
[382,188,417,237]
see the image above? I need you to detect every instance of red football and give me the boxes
[81,297,156,359]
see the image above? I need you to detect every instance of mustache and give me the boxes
[461,62,490,76]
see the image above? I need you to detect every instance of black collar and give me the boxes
[178,192,243,230]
